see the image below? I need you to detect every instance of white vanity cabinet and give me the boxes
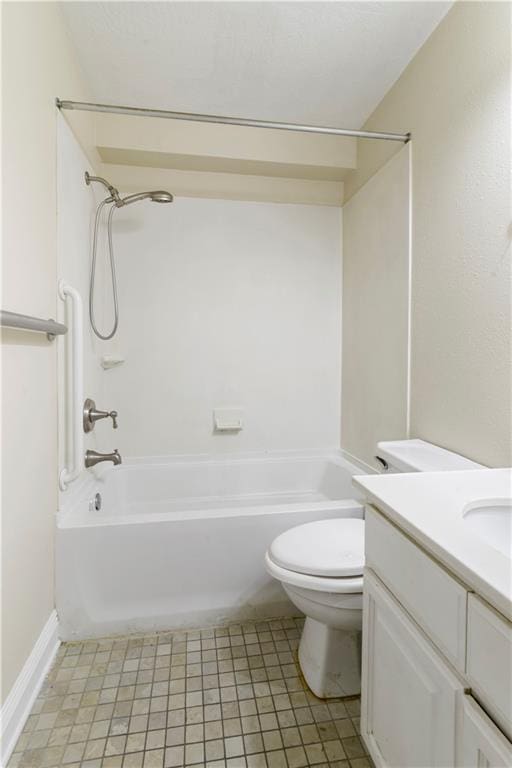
[362,569,463,767]
[362,505,512,768]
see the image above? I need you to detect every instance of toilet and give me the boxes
[265,439,483,699]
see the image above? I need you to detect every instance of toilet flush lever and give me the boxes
[83,398,118,432]
[374,455,389,472]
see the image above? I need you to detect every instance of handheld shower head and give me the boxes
[86,172,174,340]
[149,191,174,203]
[118,190,174,207]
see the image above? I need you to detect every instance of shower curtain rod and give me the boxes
[56,98,411,143]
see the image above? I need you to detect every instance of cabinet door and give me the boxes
[458,693,512,767]
[466,595,512,739]
[362,569,463,768]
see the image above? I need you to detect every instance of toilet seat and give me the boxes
[268,518,364,573]
[269,518,364,577]
[265,552,364,593]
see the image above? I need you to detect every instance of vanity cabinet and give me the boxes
[362,569,462,768]
[362,505,512,768]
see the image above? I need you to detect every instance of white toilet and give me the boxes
[265,439,483,699]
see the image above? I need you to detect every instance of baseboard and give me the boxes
[362,731,385,768]
[0,611,60,767]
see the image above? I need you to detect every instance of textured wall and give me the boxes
[1,3,91,703]
[342,147,410,468]
[345,2,511,467]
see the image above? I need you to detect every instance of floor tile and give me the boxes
[7,617,370,768]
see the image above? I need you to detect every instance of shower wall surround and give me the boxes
[57,116,109,469]
[56,120,342,469]
[104,198,342,456]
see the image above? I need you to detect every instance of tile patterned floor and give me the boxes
[8,617,371,768]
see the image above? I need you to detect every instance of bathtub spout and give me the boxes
[85,449,122,468]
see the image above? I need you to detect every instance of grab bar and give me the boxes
[0,310,67,340]
[58,281,84,490]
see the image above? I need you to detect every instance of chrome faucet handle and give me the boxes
[109,410,118,429]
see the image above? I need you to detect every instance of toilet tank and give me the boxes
[375,439,484,473]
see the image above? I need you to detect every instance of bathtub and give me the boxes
[56,451,366,640]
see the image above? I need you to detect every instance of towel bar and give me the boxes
[0,309,67,340]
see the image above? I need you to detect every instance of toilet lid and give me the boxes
[268,519,364,577]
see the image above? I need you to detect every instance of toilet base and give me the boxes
[298,617,361,698]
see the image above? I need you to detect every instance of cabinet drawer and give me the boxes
[365,505,468,671]
[458,693,512,767]
[467,594,512,739]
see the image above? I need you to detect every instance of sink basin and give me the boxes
[463,498,512,558]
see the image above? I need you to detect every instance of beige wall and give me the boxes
[344,1,511,467]
[1,3,92,703]
[84,104,355,206]
[342,147,410,468]
[102,162,345,206]
[94,111,356,177]
[63,90,358,207]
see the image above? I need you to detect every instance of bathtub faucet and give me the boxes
[85,449,122,468]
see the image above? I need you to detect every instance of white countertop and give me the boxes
[353,469,512,620]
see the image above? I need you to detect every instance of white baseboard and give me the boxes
[0,611,60,767]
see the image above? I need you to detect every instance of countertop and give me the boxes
[353,469,512,620]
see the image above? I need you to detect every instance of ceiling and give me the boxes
[61,1,452,128]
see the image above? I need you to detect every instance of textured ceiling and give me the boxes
[61,1,451,128]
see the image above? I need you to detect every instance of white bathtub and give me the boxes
[56,451,366,639]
